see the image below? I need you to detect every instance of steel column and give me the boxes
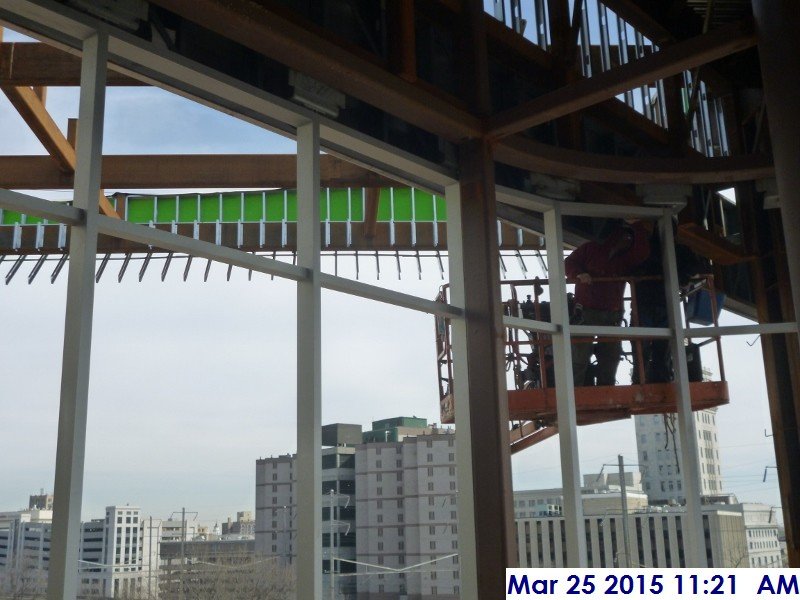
[543,205,587,567]
[659,211,706,567]
[47,31,107,600]
[295,120,322,600]
[752,0,800,340]
[446,138,515,600]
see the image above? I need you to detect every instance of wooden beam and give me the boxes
[362,187,380,239]
[0,154,401,190]
[0,43,139,86]
[2,85,75,171]
[2,85,118,217]
[488,18,756,139]
[149,0,482,142]
[495,134,773,184]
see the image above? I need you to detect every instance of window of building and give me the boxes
[429,511,435,520]
[427,453,433,462]
[376,460,382,468]
[428,482,434,491]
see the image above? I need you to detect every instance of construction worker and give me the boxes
[565,219,650,386]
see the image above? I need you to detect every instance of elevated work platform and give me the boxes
[435,275,730,454]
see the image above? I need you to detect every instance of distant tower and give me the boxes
[634,408,723,504]
[28,491,54,510]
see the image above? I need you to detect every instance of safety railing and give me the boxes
[435,272,725,406]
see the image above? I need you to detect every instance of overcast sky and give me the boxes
[0,27,781,528]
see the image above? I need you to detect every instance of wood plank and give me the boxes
[488,18,756,139]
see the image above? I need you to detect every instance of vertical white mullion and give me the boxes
[48,31,108,600]
[660,210,706,566]
[543,205,587,567]
[443,182,478,599]
[295,120,322,600]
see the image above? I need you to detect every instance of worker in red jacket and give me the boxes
[565,220,650,386]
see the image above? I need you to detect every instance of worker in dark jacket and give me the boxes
[632,223,707,383]
[565,220,650,386]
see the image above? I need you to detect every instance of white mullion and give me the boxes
[660,210,706,567]
[48,31,108,600]
[295,120,322,600]
[544,204,587,567]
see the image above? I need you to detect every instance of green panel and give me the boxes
[391,188,413,221]
[127,197,155,223]
[222,193,241,222]
[326,189,356,222]
[285,191,298,221]
[243,192,263,221]
[156,197,177,223]
[376,189,392,220]
[2,211,24,224]
[178,197,198,222]
[25,215,44,224]
[413,190,435,221]
[435,194,447,220]
[264,191,285,222]
[200,196,220,221]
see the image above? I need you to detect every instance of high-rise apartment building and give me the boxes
[255,417,460,600]
[256,423,359,596]
[356,420,460,600]
[635,409,723,503]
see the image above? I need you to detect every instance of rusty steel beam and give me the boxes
[488,18,756,139]
[149,0,482,142]
[0,154,401,190]
[495,134,773,184]
[0,42,138,86]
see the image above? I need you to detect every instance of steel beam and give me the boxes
[0,189,82,225]
[0,41,138,85]
[543,204,587,567]
[446,138,515,600]
[295,120,322,600]
[495,134,773,185]
[47,31,107,600]
[488,18,756,139]
[148,0,482,142]
[660,210,706,567]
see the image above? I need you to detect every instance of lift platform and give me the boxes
[435,276,730,454]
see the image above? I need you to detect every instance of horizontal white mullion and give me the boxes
[570,324,672,338]
[97,215,309,282]
[495,185,555,214]
[319,273,462,318]
[502,315,560,334]
[0,189,83,226]
[685,322,798,338]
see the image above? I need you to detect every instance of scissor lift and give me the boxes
[435,275,730,454]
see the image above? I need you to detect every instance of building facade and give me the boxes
[635,409,723,503]
[516,506,747,568]
[255,417,459,600]
[255,424,359,597]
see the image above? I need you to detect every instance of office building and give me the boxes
[635,409,723,503]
